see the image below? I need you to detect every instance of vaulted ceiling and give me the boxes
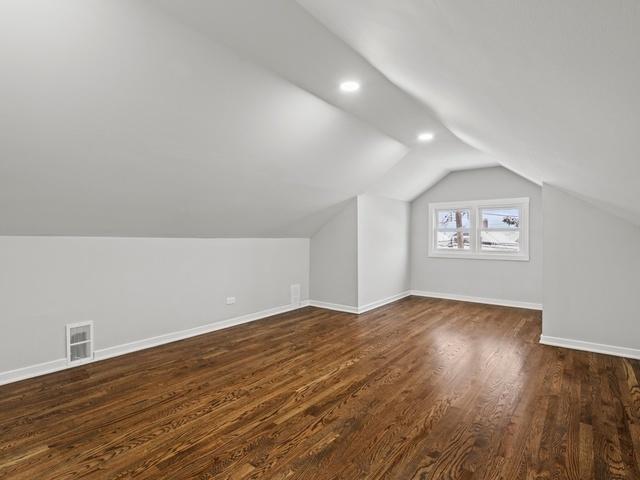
[1,0,638,236]
[299,0,640,223]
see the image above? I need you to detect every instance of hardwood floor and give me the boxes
[1,296,639,479]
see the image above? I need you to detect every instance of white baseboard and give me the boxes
[308,291,411,315]
[0,358,69,386]
[0,291,553,387]
[410,290,543,311]
[94,301,310,361]
[356,291,411,314]
[0,301,310,386]
[307,300,359,314]
[540,335,640,360]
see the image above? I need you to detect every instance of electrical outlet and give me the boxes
[226,296,236,305]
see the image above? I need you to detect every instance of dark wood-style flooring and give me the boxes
[1,296,639,479]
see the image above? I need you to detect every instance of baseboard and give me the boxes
[0,358,69,386]
[410,290,543,310]
[95,301,310,361]
[307,300,359,314]
[308,291,411,315]
[356,291,412,314]
[0,301,310,386]
[540,335,640,360]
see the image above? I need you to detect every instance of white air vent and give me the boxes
[290,284,301,307]
[66,321,94,365]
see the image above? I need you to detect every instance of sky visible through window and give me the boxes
[481,208,520,229]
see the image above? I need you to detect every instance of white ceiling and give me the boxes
[0,0,494,236]
[153,0,497,200]
[1,0,637,236]
[298,0,640,223]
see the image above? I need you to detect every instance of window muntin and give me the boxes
[428,198,529,261]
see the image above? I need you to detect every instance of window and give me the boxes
[428,198,529,261]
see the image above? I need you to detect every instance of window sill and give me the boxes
[428,251,530,262]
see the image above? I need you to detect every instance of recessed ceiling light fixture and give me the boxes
[339,80,361,93]
[417,131,435,142]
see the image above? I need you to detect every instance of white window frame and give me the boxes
[428,197,529,261]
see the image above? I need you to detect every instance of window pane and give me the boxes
[480,207,520,229]
[437,209,471,229]
[437,231,471,250]
[481,230,520,252]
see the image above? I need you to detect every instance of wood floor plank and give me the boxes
[1,297,638,479]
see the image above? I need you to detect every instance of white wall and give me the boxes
[310,199,358,306]
[542,184,640,352]
[357,195,410,306]
[410,167,543,304]
[0,236,309,373]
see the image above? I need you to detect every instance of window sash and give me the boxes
[434,207,474,251]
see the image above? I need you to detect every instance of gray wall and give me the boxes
[357,195,410,306]
[310,198,358,306]
[410,167,543,304]
[0,236,309,372]
[542,184,640,350]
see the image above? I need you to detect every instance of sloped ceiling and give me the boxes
[298,0,640,223]
[153,0,498,201]
[3,1,636,237]
[0,0,493,237]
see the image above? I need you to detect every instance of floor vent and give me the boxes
[66,321,94,365]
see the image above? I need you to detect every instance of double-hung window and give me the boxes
[428,197,529,261]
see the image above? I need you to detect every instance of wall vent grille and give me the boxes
[66,321,94,365]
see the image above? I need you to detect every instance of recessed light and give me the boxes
[339,80,361,93]
[417,132,435,142]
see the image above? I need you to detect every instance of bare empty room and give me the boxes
[1,1,639,479]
